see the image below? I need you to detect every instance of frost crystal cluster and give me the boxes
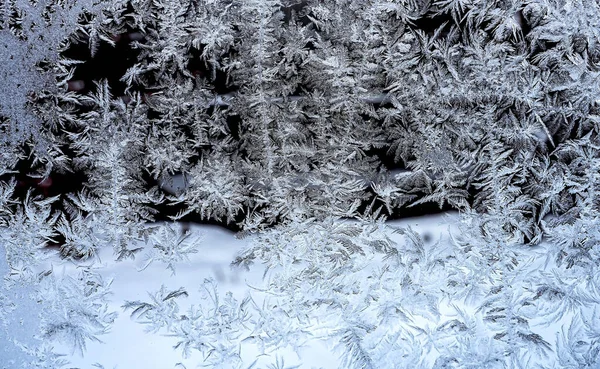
[1,0,600,368]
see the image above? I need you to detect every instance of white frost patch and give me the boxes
[30,213,592,369]
[47,223,339,369]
